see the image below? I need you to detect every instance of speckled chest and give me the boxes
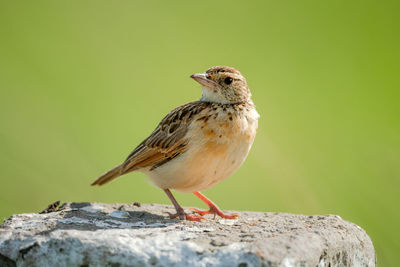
[190,102,259,145]
[146,102,259,192]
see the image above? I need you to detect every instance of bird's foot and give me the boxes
[190,206,239,219]
[167,211,206,221]
[192,191,239,219]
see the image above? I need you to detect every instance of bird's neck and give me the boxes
[200,86,251,105]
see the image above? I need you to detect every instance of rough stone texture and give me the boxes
[0,202,375,267]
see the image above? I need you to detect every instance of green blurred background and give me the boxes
[0,1,399,265]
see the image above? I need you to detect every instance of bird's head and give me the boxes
[191,66,251,104]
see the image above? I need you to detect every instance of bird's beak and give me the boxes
[190,73,220,91]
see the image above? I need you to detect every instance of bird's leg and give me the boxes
[163,189,205,221]
[191,191,239,219]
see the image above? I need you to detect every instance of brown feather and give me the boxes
[91,101,209,186]
[91,164,123,186]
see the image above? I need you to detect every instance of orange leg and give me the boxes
[191,191,239,219]
[163,189,205,221]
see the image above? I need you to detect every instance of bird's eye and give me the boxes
[224,77,233,85]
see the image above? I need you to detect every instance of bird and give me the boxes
[91,66,259,221]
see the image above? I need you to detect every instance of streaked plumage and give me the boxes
[92,66,259,221]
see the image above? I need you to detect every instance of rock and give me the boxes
[0,202,375,267]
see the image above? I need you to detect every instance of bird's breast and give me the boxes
[146,105,259,192]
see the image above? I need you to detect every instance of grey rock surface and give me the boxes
[0,202,375,267]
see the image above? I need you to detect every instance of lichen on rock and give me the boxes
[0,202,375,267]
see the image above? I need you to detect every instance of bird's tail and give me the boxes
[91,164,123,186]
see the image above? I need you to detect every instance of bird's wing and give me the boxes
[120,101,209,173]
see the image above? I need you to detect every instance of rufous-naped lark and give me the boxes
[92,66,259,221]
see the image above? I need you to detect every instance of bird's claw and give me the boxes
[190,208,211,216]
[167,212,206,221]
[190,207,239,219]
[185,214,206,221]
